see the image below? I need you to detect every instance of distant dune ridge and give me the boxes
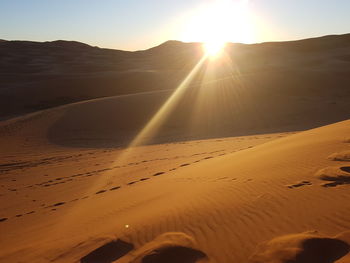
[0,34,350,263]
[0,34,350,147]
[0,33,350,120]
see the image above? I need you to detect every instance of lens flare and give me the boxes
[203,41,226,57]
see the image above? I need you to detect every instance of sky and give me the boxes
[1,0,349,51]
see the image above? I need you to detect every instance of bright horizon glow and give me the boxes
[182,0,257,46]
[1,0,350,50]
[203,41,226,57]
[183,0,255,57]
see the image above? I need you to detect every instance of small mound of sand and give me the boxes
[249,231,350,263]
[315,166,350,187]
[328,151,350,162]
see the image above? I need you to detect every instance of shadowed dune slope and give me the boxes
[0,78,349,148]
[1,34,350,119]
[46,85,349,147]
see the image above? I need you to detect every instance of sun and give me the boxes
[181,0,256,55]
[203,41,226,57]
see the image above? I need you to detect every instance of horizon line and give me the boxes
[1,32,349,52]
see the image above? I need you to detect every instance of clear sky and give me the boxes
[1,0,349,51]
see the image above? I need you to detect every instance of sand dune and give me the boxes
[1,34,350,262]
[0,106,349,262]
[1,34,350,120]
[0,77,348,150]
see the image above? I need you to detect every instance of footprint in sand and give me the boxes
[287,181,312,189]
[53,202,65,207]
[0,217,8,222]
[140,178,150,181]
[96,190,107,194]
[153,172,165,177]
[110,186,121,191]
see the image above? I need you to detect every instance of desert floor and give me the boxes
[1,117,350,262]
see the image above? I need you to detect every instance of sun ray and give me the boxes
[127,55,207,148]
[102,54,208,177]
[104,0,258,184]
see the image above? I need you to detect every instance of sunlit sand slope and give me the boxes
[0,118,349,262]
